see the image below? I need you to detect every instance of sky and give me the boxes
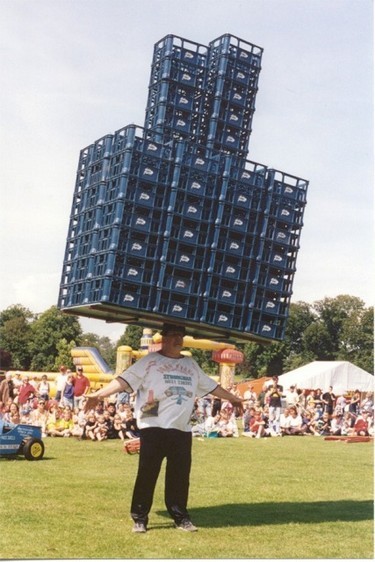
[0,0,373,342]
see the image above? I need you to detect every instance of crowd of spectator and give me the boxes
[0,366,140,442]
[190,376,374,439]
[0,367,373,441]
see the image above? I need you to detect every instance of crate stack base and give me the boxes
[58,34,308,344]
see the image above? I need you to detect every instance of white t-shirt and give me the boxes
[55,373,67,392]
[289,414,303,428]
[119,352,217,432]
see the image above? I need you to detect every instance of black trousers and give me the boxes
[130,427,192,525]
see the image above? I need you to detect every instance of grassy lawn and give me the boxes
[0,436,373,559]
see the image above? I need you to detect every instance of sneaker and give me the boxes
[175,518,198,532]
[132,521,147,533]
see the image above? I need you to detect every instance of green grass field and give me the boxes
[0,435,373,559]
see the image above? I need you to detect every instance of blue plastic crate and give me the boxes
[202,302,244,330]
[219,130,242,149]
[260,271,294,295]
[64,277,112,306]
[113,254,160,283]
[209,33,263,64]
[175,91,195,110]
[123,232,160,259]
[251,292,289,317]
[170,113,192,133]
[159,268,201,295]
[154,290,202,320]
[215,260,242,280]
[206,279,248,305]
[263,225,294,246]
[216,233,246,256]
[124,206,166,234]
[152,34,208,68]
[171,248,204,270]
[112,282,155,309]
[226,185,262,211]
[234,160,267,186]
[226,85,250,107]
[223,209,250,232]
[268,171,308,203]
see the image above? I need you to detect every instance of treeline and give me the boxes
[0,295,373,377]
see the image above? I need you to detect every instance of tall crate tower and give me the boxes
[59,34,308,343]
[204,34,263,158]
[144,35,209,145]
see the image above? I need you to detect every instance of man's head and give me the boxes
[76,367,83,375]
[160,324,186,357]
[161,323,186,337]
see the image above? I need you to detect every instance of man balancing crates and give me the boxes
[84,323,243,533]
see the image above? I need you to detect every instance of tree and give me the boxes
[313,295,365,357]
[117,325,143,350]
[53,338,76,371]
[302,322,334,360]
[0,304,34,369]
[190,348,217,376]
[339,306,374,373]
[0,349,12,371]
[285,302,316,355]
[28,307,82,371]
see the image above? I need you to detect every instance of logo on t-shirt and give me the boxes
[164,386,193,405]
[140,390,159,418]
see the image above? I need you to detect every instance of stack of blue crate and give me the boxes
[58,33,308,343]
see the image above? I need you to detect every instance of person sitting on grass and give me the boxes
[93,414,108,441]
[217,409,238,437]
[279,407,291,436]
[71,407,85,438]
[46,402,60,435]
[121,408,140,440]
[349,411,370,437]
[311,412,331,436]
[30,399,49,437]
[330,413,344,436]
[204,412,222,437]
[242,405,255,435]
[102,409,118,439]
[249,409,267,438]
[287,406,306,435]
[48,408,74,437]
[112,413,125,439]
[3,402,21,425]
[83,413,98,440]
[301,411,315,435]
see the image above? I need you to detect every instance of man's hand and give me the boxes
[84,394,100,413]
[232,397,244,416]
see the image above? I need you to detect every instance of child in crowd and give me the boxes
[93,414,108,441]
[84,413,99,441]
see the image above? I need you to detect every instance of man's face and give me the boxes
[162,330,185,353]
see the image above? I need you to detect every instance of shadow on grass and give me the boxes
[157,500,373,527]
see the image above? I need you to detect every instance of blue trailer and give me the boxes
[0,420,45,460]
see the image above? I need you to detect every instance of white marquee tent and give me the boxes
[277,361,374,394]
